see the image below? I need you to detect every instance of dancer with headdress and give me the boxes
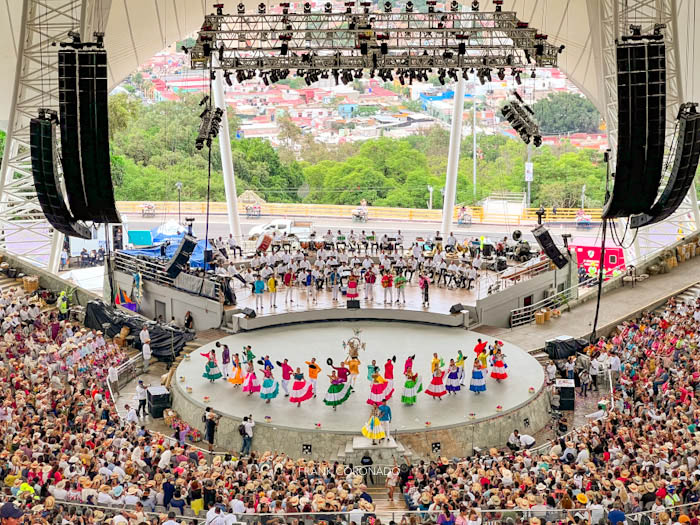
[490,347,508,381]
[445,358,461,395]
[367,370,393,406]
[201,348,222,383]
[242,360,261,396]
[323,361,353,411]
[401,367,422,405]
[425,354,446,399]
[469,357,487,394]
[404,354,415,375]
[228,352,244,387]
[260,365,279,404]
[289,367,314,407]
[361,405,386,445]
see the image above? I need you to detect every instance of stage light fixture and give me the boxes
[258,3,266,14]
[380,42,388,55]
[471,1,479,11]
[214,3,224,15]
[236,71,245,83]
[458,42,466,55]
[281,42,288,55]
[218,44,225,63]
[199,95,209,106]
[558,45,565,53]
[406,1,413,12]
[450,0,459,11]
[531,70,536,78]
[325,2,332,12]
[304,2,311,13]
[237,3,245,13]
[493,0,503,11]
[462,68,469,80]
[224,71,233,86]
[497,68,505,80]
[332,69,339,85]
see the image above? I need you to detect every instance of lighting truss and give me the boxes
[189,7,559,75]
[501,91,542,146]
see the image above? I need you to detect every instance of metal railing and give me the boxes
[113,251,221,299]
[496,256,551,289]
[117,200,605,224]
[509,278,594,328]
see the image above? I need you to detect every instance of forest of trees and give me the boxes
[107,92,609,208]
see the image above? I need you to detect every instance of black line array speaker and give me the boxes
[531,225,568,269]
[30,113,91,239]
[631,103,700,228]
[603,41,666,218]
[77,49,121,224]
[347,299,360,309]
[164,235,197,278]
[58,49,89,219]
[558,384,575,411]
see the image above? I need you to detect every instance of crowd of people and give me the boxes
[4,271,700,525]
[208,230,533,311]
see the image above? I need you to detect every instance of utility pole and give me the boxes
[427,185,434,210]
[526,144,532,207]
[581,184,586,209]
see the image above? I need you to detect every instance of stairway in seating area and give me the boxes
[366,485,408,522]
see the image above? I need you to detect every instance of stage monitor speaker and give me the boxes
[242,307,256,318]
[30,113,91,239]
[204,249,214,263]
[164,235,197,278]
[58,49,90,220]
[450,303,465,314]
[603,41,666,218]
[631,103,700,228]
[347,299,360,309]
[558,386,575,411]
[146,386,171,407]
[77,49,121,224]
[531,225,568,269]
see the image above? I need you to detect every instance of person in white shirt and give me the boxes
[163,511,181,525]
[142,340,152,373]
[446,232,457,250]
[519,433,536,449]
[139,326,150,346]
[125,404,138,424]
[135,380,148,418]
[108,365,119,397]
[228,234,242,258]
[158,445,173,470]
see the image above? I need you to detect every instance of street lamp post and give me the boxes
[427,185,434,209]
[175,182,183,224]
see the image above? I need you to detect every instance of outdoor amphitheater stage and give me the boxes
[172,320,549,460]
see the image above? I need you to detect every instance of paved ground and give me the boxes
[477,254,700,351]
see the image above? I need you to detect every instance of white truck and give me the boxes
[247,219,313,240]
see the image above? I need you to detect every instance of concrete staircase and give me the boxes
[675,283,700,306]
[333,436,416,464]
[365,485,408,522]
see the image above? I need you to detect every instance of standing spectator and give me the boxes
[139,325,150,347]
[589,354,600,391]
[184,311,194,331]
[60,248,69,270]
[204,407,220,454]
[108,363,119,397]
[610,351,621,387]
[564,356,575,379]
[135,380,148,418]
[142,339,151,373]
[579,368,591,397]
[254,275,265,311]
[240,415,254,456]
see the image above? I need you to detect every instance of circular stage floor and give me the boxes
[176,321,545,433]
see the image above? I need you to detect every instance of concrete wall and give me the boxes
[476,263,573,327]
[113,270,224,329]
[171,379,550,460]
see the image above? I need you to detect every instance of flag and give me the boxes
[114,287,122,306]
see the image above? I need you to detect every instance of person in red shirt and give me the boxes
[365,269,376,302]
[278,358,294,397]
[384,357,395,392]
[382,271,394,305]
[473,338,488,357]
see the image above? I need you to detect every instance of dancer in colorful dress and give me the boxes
[361,405,386,445]
[425,363,446,400]
[347,275,359,300]
[305,358,321,398]
[201,349,223,383]
[456,350,466,385]
[323,369,352,411]
[477,347,489,371]
[384,357,395,393]
[490,348,508,381]
[347,356,361,387]
[243,345,256,364]
[242,360,261,396]
[367,360,379,381]
[401,368,422,405]
[260,365,279,404]
[289,367,314,407]
[404,355,415,375]
[228,353,244,387]
[445,359,461,395]
[367,371,393,405]
[470,357,487,394]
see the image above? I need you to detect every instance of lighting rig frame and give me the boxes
[501,90,542,146]
[189,3,560,84]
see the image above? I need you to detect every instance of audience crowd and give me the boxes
[3,280,700,525]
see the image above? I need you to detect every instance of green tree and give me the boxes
[532,92,601,134]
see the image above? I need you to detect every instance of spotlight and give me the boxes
[214,3,224,15]
[497,68,505,81]
[462,68,469,80]
[218,44,225,63]
[514,70,522,85]
[304,2,311,13]
[199,96,209,106]
[380,42,388,55]
[262,74,269,86]
[237,2,245,13]
[384,1,392,11]
[493,0,503,11]
[458,42,466,55]
[180,45,189,54]
[629,24,642,37]
[199,108,209,119]
[405,1,413,12]
[236,71,245,83]
[450,0,459,11]
[258,3,266,13]
[360,42,368,55]
[332,69,339,85]
[224,71,233,86]
[355,69,363,79]
[281,42,288,55]
[558,45,566,54]
[531,70,536,78]
[471,0,479,11]
[533,135,542,147]
[325,2,332,12]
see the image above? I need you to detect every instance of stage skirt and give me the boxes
[470,369,487,393]
[401,376,423,405]
[361,416,386,441]
[445,370,461,392]
[290,380,314,403]
[242,372,261,393]
[260,378,279,400]
[367,381,394,406]
[490,359,508,380]
[323,382,352,407]
[425,375,447,398]
[203,361,222,381]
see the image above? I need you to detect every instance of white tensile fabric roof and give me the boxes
[0,0,699,129]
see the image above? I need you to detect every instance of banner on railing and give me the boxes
[174,272,217,299]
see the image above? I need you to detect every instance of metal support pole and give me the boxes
[212,56,242,242]
[47,232,64,274]
[472,96,477,200]
[441,77,466,236]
